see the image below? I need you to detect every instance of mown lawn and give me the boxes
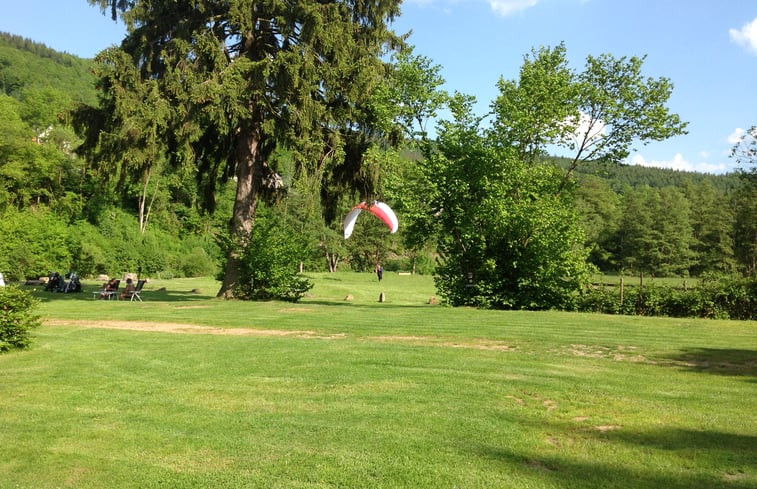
[1,272,755,488]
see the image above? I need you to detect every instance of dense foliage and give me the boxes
[79,0,403,298]
[0,207,218,281]
[577,274,757,320]
[236,208,314,302]
[412,97,590,309]
[0,25,755,317]
[401,45,690,309]
[0,285,40,352]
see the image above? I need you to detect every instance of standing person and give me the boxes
[376,264,383,282]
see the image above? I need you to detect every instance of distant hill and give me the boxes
[546,156,741,194]
[0,31,97,106]
[0,30,740,195]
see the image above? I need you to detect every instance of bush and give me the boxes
[576,274,756,320]
[236,214,313,302]
[179,247,218,277]
[384,253,436,275]
[0,286,41,352]
[0,208,73,280]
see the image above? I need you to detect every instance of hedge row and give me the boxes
[576,274,756,320]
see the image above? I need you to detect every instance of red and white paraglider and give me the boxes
[343,201,398,239]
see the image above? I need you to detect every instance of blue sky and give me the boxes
[2,0,755,174]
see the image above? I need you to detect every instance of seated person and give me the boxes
[120,278,135,300]
[100,278,118,299]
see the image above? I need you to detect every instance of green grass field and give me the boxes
[1,272,755,488]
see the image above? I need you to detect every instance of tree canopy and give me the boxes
[79,0,403,297]
[402,44,688,308]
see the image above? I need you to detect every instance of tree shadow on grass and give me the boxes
[464,422,756,489]
[28,286,214,303]
[301,299,438,309]
[664,348,757,379]
[589,427,757,460]
[471,443,754,489]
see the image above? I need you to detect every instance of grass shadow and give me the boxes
[464,418,756,489]
[589,427,757,457]
[471,443,754,489]
[27,286,215,303]
[665,348,757,378]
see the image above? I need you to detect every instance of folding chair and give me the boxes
[128,279,146,302]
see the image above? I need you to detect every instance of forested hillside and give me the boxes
[0,31,754,296]
[0,32,97,107]
[0,32,223,282]
[547,156,754,277]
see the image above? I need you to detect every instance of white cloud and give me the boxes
[404,0,541,16]
[575,112,606,142]
[488,0,539,16]
[727,128,745,144]
[729,17,757,55]
[629,153,729,174]
[557,112,606,148]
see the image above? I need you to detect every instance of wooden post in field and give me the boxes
[619,275,624,308]
[637,272,644,314]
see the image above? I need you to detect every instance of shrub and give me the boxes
[237,214,313,302]
[0,285,41,352]
[0,208,73,280]
[576,274,756,320]
[179,247,218,277]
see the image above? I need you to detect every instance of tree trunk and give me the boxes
[217,125,264,298]
[138,167,158,235]
[325,250,339,273]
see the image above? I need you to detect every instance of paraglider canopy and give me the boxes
[343,201,398,239]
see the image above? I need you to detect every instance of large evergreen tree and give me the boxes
[78,0,402,297]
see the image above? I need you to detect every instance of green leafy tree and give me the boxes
[0,95,35,208]
[372,48,449,141]
[81,0,402,298]
[417,95,590,309]
[72,47,174,235]
[237,206,313,302]
[730,126,757,275]
[575,175,621,270]
[373,49,450,270]
[491,44,688,188]
[409,44,686,309]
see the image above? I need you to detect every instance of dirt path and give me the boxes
[44,319,344,339]
[42,319,515,351]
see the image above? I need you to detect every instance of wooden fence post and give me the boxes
[619,275,624,308]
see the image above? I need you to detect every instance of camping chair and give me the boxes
[127,279,146,302]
